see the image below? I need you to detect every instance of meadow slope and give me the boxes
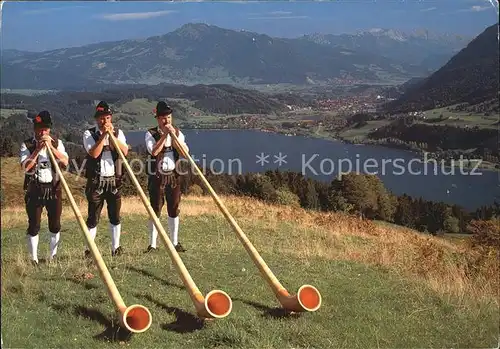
[1,158,498,348]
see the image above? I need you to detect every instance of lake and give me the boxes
[126,129,500,211]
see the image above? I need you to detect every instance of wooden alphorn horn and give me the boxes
[168,130,322,313]
[45,143,152,333]
[107,131,232,319]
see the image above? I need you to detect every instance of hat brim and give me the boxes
[94,111,112,118]
[156,109,173,117]
[34,122,52,128]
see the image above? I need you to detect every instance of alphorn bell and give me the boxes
[107,131,232,319]
[45,144,152,333]
[168,131,322,313]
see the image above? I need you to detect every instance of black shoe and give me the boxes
[31,260,39,267]
[144,245,157,253]
[112,246,123,257]
[175,243,186,252]
[49,255,57,263]
[84,250,92,259]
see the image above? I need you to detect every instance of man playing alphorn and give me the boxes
[145,101,189,253]
[83,101,129,257]
[20,111,69,265]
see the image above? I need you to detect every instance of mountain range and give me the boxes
[2,23,470,90]
[386,23,499,112]
[301,28,469,72]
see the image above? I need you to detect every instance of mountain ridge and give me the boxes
[300,27,470,72]
[386,22,499,112]
[2,23,472,90]
[2,24,472,55]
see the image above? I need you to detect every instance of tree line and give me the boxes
[0,83,286,121]
[368,118,498,156]
[95,148,498,237]
[3,113,498,239]
[186,168,499,236]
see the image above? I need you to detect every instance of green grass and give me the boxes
[113,98,221,131]
[339,120,391,141]
[1,211,498,348]
[421,106,498,129]
[112,98,162,130]
[0,89,58,96]
[1,108,27,119]
[1,158,497,348]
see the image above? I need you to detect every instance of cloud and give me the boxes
[268,11,293,15]
[247,15,309,20]
[469,5,490,11]
[247,10,294,16]
[247,10,307,20]
[420,7,437,12]
[458,5,490,11]
[99,10,177,21]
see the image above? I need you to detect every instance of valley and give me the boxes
[1,21,498,204]
[1,6,499,348]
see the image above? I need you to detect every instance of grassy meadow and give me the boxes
[420,106,498,129]
[1,108,28,119]
[338,120,392,142]
[1,158,498,348]
[113,98,217,131]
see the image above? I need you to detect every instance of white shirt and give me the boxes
[20,138,68,183]
[83,127,127,176]
[145,128,186,172]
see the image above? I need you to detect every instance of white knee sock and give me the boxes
[168,216,179,245]
[27,235,39,262]
[86,227,97,250]
[110,223,121,251]
[50,232,60,257]
[149,220,157,248]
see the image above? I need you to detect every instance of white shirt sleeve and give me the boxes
[57,139,68,158]
[167,130,186,147]
[83,130,95,155]
[177,130,188,154]
[19,142,31,164]
[117,129,127,145]
[178,130,186,144]
[145,131,155,155]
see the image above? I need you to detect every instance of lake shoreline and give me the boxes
[122,128,500,210]
[124,126,499,173]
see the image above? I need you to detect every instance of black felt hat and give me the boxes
[154,101,173,117]
[33,110,53,128]
[94,101,112,118]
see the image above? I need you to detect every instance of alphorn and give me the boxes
[44,144,152,333]
[168,131,322,313]
[107,131,232,319]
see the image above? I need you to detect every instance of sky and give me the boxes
[1,0,498,52]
